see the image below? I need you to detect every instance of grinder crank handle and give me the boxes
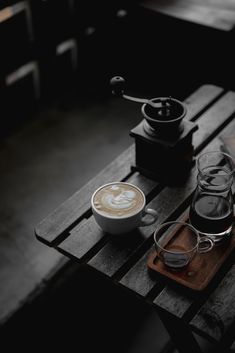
[110,76,168,109]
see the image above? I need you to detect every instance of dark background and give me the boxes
[1,0,234,137]
[0,1,234,352]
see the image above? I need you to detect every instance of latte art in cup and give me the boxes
[91,182,158,234]
[93,183,145,218]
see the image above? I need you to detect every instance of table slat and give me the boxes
[190,264,235,341]
[154,286,193,318]
[119,246,160,296]
[184,84,223,120]
[57,217,105,260]
[193,91,235,152]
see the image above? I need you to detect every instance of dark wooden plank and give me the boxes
[193,92,235,153]
[190,264,235,341]
[120,245,190,299]
[35,145,135,244]
[154,286,193,318]
[127,172,158,196]
[56,217,106,260]
[184,84,224,121]
[88,229,152,277]
[120,245,161,296]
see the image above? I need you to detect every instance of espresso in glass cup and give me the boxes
[91,182,158,235]
[154,221,214,271]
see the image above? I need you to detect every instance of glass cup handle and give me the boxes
[198,237,214,253]
[140,208,158,226]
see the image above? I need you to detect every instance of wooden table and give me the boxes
[35,84,235,353]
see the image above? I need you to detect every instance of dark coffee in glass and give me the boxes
[189,151,234,244]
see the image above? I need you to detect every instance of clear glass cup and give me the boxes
[153,221,214,271]
[189,151,235,244]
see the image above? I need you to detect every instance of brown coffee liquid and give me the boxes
[159,245,191,270]
[189,195,233,234]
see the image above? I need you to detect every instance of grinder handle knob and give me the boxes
[110,76,125,96]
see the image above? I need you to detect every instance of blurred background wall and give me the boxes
[1,0,234,138]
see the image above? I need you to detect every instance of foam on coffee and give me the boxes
[93,183,144,217]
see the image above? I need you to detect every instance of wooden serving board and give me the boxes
[147,224,235,291]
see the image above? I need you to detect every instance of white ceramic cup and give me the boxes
[91,181,158,235]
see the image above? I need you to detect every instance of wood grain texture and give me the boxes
[127,173,158,196]
[35,145,135,244]
[56,217,106,260]
[184,84,223,121]
[88,230,150,277]
[193,92,235,153]
[190,264,235,341]
[153,286,193,318]
[120,245,161,296]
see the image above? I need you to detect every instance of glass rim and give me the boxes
[196,150,235,177]
[153,221,200,254]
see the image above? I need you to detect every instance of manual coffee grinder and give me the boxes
[110,76,198,184]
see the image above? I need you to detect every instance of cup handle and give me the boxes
[198,237,214,253]
[140,208,158,227]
